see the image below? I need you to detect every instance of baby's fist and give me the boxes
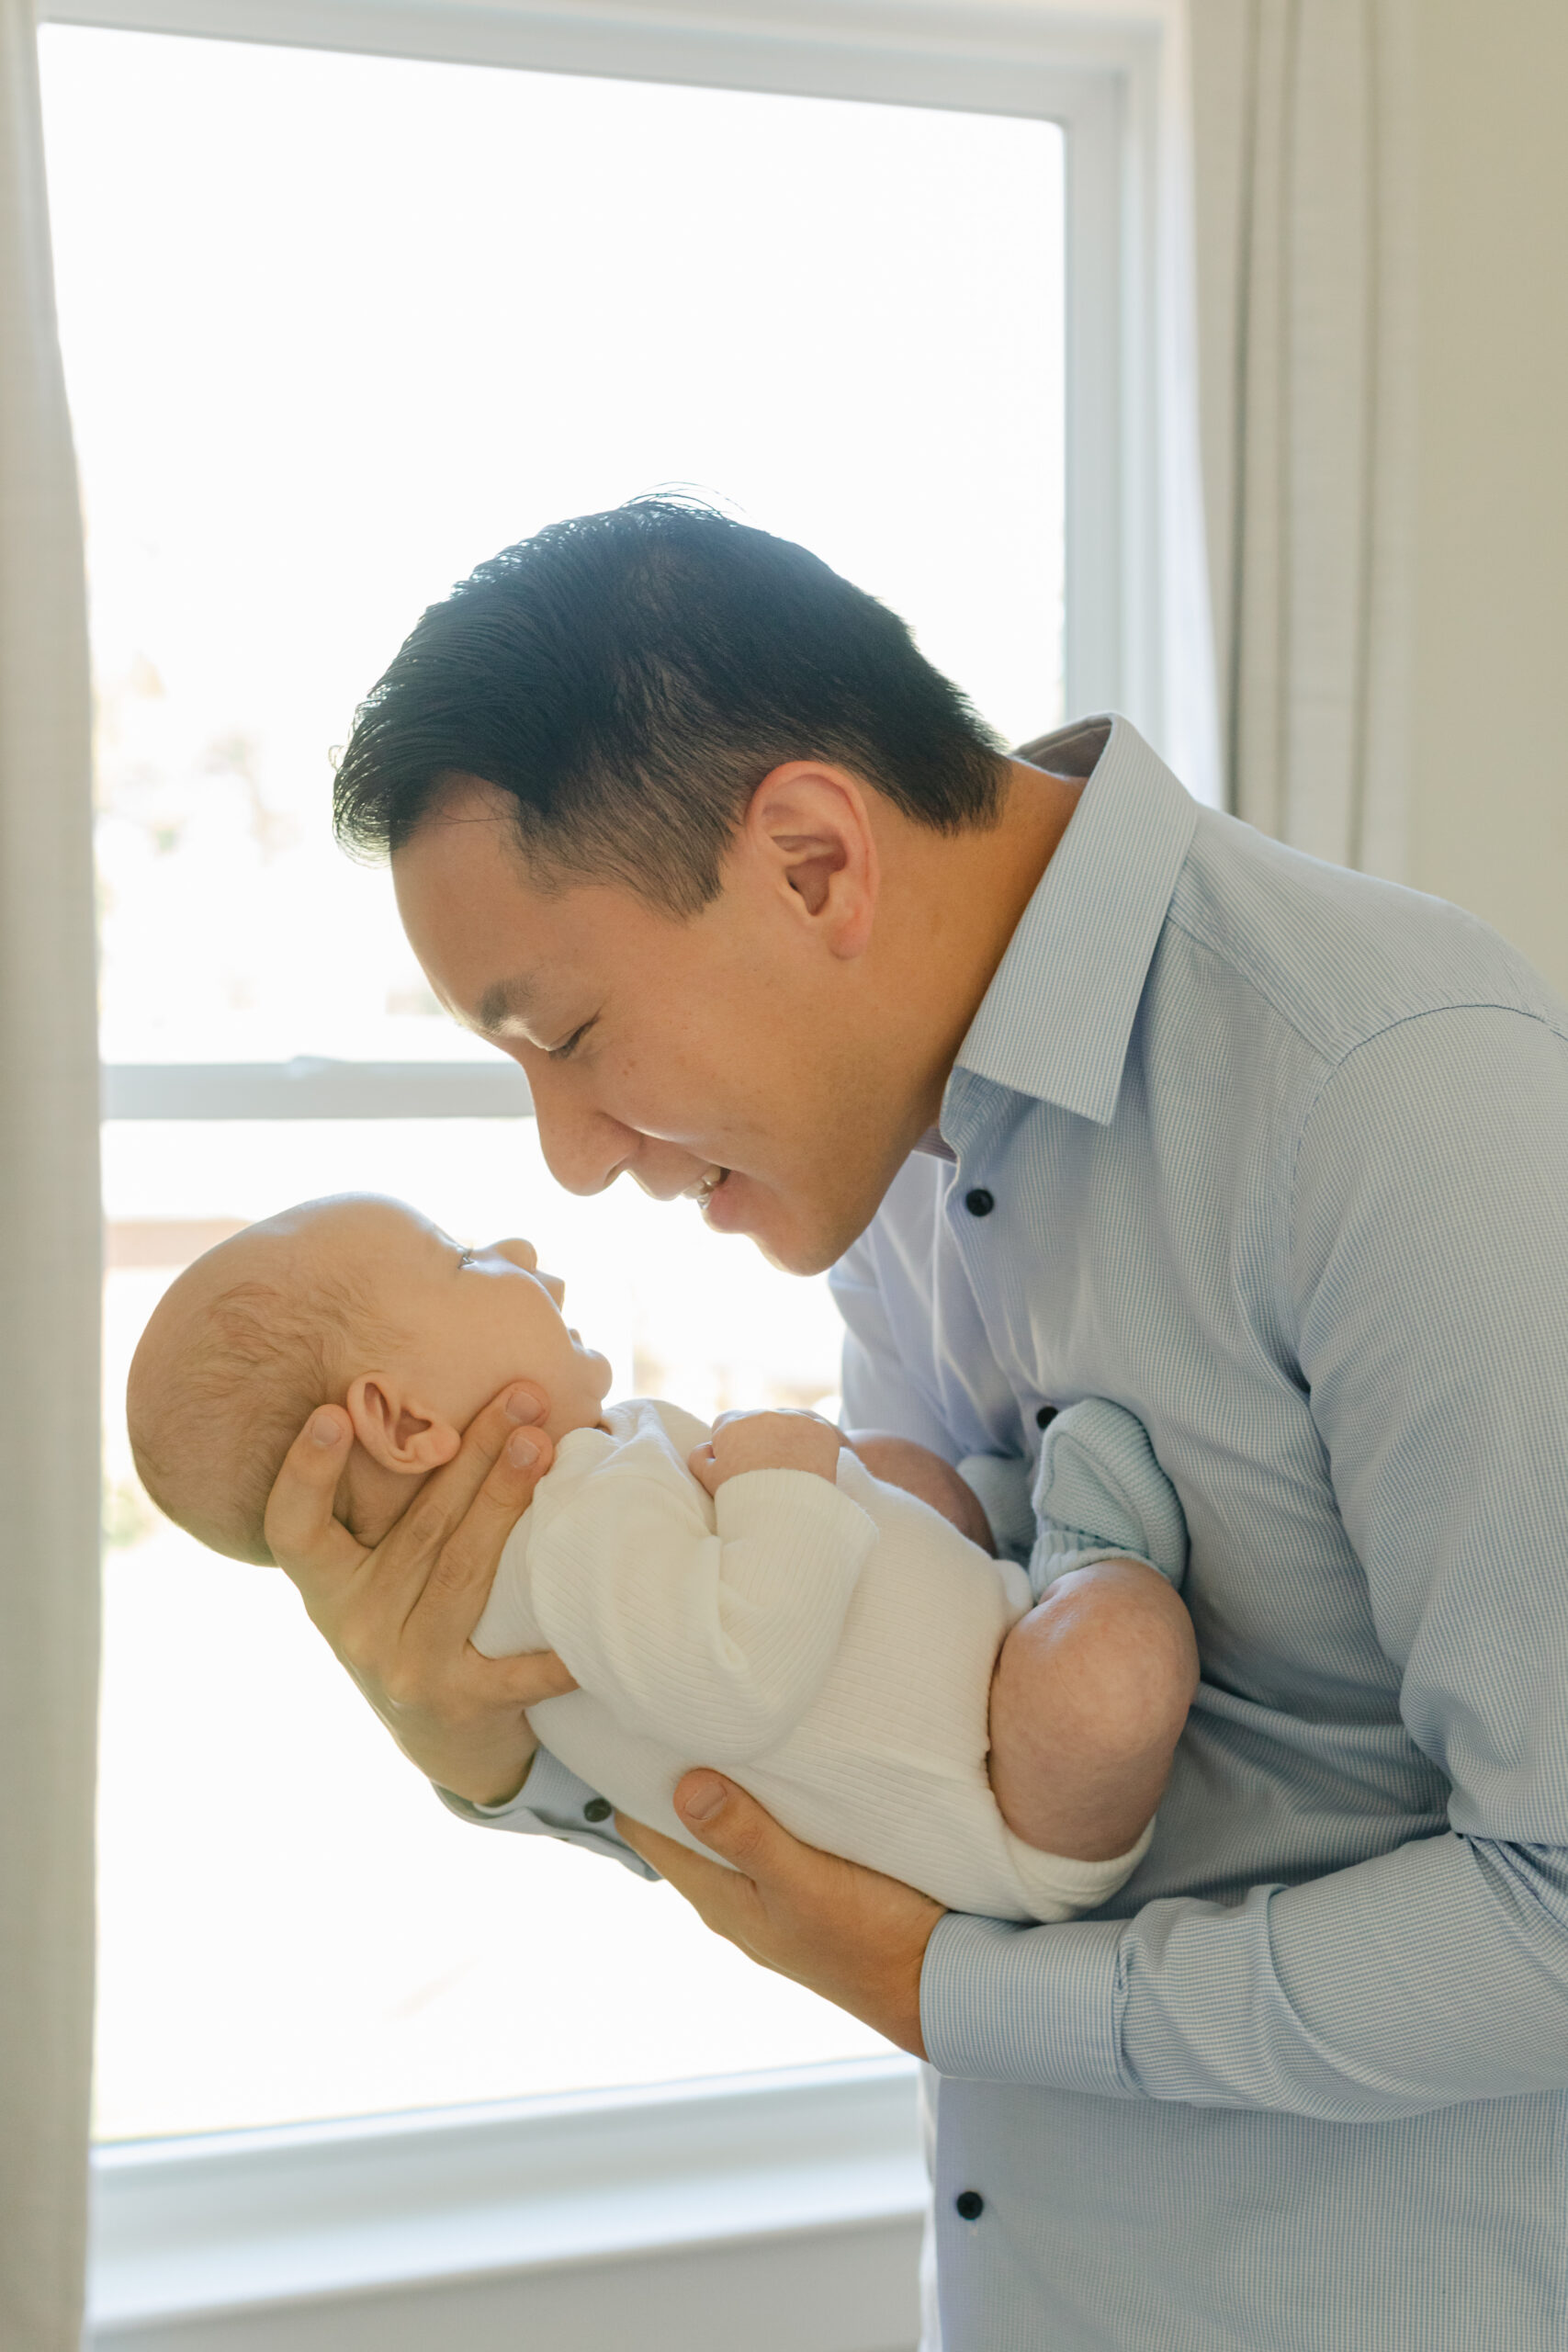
[689,1408,843,1498]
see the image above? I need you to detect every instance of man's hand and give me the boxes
[264,1381,578,1806]
[843,1430,994,1551]
[617,1773,944,2057]
[689,1408,842,1498]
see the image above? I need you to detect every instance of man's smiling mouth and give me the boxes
[684,1165,729,1212]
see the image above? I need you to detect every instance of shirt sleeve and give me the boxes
[525,1463,878,1766]
[435,1747,659,1879]
[924,1005,1568,2119]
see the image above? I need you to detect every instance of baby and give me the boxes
[128,1194,1198,1921]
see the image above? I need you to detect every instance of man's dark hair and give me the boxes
[333,496,1009,913]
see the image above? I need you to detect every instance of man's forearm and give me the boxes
[405,1717,539,1808]
[437,1736,536,1810]
[924,1829,1568,2118]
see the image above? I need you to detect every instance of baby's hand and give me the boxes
[689,1408,843,1498]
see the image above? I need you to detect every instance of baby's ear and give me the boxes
[344,1374,462,1474]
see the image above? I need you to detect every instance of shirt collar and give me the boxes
[950,715,1199,1126]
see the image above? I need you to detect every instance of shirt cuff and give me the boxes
[435,1747,660,1879]
[919,1909,1134,2094]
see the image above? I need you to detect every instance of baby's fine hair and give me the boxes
[129,1245,389,1566]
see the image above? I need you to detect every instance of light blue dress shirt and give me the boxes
[452,715,1568,2349]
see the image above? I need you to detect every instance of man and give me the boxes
[267,498,1568,2349]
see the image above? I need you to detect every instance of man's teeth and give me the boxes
[687,1166,728,1204]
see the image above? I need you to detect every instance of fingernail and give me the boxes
[507,1431,541,1466]
[310,1411,343,1448]
[505,1389,543,1424]
[680,1773,727,1825]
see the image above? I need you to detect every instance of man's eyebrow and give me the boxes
[473,976,542,1035]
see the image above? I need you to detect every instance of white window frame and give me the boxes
[52,2,1176,2339]
[89,2057,928,2351]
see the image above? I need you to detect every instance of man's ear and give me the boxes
[344,1373,463,1474]
[742,763,877,956]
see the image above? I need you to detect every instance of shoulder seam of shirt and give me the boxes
[1161,899,1345,1063]
[1163,865,1561,1072]
[1285,1000,1568,1277]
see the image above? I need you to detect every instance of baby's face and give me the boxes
[336,1197,613,1439]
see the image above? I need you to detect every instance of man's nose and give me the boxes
[526,1064,640,1199]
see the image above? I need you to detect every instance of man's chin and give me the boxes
[704,1169,865,1278]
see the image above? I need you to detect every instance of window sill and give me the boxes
[89,2057,926,2350]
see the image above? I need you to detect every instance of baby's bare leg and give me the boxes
[988,1558,1199,1862]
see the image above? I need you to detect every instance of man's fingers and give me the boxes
[409,1402,556,1638]
[483,1646,579,1705]
[617,1814,719,1882]
[265,1407,367,1592]
[625,1789,941,2052]
[432,1382,549,1514]
[616,1812,771,1947]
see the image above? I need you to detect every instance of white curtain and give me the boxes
[1188,0,1416,876]
[0,2,101,2345]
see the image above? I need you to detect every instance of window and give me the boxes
[42,16,1077,2143]
[37,0,1166,2329]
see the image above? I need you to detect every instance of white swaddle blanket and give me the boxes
[472,1397,1182,1921]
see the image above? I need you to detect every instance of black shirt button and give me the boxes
[955,2189,985,2221]
[583,1797,613,1823]
[964,1188,995,1218]
[1036,1404,1056,1430]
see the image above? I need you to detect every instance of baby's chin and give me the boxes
[549,1392,614,1441]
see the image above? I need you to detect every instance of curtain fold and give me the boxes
[0,4,101,2346]
[1189,0,1416,876]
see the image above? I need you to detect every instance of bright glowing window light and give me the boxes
[42,24,1066,2136]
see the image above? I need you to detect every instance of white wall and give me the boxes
[1408,1,1568,998]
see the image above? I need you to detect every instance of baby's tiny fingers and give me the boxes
[688,1442,720,1497]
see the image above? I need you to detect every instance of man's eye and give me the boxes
[548,1019,595,1062]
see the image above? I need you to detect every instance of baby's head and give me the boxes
[127,1194,613,1564]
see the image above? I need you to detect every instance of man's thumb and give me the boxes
[673,1771,772,1872]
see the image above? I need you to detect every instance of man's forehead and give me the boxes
[394,790,671,1026]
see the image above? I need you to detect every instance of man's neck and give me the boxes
[884,757,1084,1143]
